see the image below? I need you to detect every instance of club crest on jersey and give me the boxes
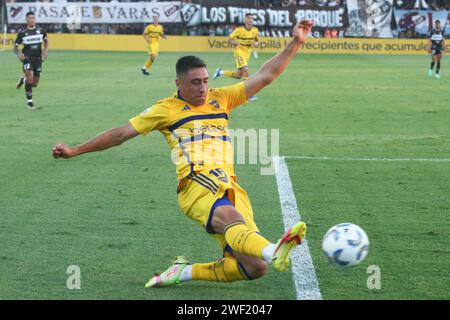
[209,100,220,109]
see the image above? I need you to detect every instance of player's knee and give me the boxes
[242,260,268,280]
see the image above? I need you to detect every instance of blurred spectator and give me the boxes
[215,25,225,36]
[281,0,296,6]
[188,26,197,36]
[414,0,428,9]
[208,25,216,36]
[330,28,338,38]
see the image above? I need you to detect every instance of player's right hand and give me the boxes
[18,53,25,62]
[52,143,74,159]
[294,20,314,44]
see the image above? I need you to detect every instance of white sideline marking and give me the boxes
[273,156,322,300]
[285,156,450,162]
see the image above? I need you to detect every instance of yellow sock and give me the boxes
[144,58,153,70]
[223,70,235,78]
[192,257,245,282]
[224,222,270,259]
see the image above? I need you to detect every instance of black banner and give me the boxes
[181,3,348,30]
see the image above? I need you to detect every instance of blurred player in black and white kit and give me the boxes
[14,12,49,110]
[428,20,445,79]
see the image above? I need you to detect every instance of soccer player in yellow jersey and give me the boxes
[141,15,167,75]
[53,21,314,287]
[213,13,259,81]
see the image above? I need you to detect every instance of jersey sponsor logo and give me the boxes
[188,124,228,134]
[22,34,44,45]
[431,34,443,41]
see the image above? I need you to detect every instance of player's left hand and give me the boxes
[294,20,314,44]
[253,42,259,48]
[52,143,74,159]
[42,52,48,60]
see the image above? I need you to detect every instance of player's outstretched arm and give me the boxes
[244,20,313,99]
[52,123,139,159]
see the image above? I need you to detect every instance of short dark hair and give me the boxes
[435,20,441,23]
[26,11,35,17]
[245,13,254,18]
[176,56,207,76]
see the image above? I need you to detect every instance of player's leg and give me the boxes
[142,54,152,75]
[435,53,442,78]
[145,252,250,287]
[32,76,40,88]
[183,248,269,283]
[142,44,158,74]
[218,52,247,79]
[218,67,244,80]
[429,53,436,76]
[232,251,268,280]
[32,61,41,88]
[211,181,306,272]
[16,73,26,89]
[23,64,35,109]
[145,171,306,287]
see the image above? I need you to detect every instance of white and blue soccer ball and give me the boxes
[322,223,370,268]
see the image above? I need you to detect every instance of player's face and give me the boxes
[435,22,441,30]
[245,15,253,28]
[153,16,159,24]
[26,15,36,28]
[176,67,209,106]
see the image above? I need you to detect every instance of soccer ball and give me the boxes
[322,223,370,268]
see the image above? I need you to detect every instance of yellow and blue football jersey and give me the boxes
[129,82,247,181]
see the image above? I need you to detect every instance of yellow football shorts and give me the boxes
[177,167,259,253]
[147,42,159,56]
[234,47,251,69]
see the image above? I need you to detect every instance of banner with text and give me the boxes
[4,33,448,55]
[6,2,182,24]
[180,2,347,30]
[345,0,394,38]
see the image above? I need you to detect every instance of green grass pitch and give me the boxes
[0,50,449,299]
